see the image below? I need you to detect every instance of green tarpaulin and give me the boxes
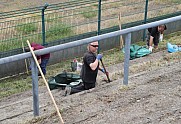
[123,44,151,59]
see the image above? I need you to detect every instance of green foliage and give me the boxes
[16,23,38,35]
[46,23,73,40]
[0,78,32,99]
[168,0,181,3]
[155,0,181,4]
[0,33,42,52]
[81,7,97,19]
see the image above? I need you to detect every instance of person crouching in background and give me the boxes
[147,24,167,52]
[25,42,50,76]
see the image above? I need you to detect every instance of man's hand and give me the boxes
[148,46,153,52]
[100,68,109,75]
[38,58,41,64]
[96,54,103,60]
[100,68,105,73]
[159,34,163,42]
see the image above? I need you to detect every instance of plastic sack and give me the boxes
[123,44,151,60]
[167,42,181,53]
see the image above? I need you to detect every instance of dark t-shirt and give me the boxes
[147,26,160,44]
[81,51,99,84]
[148,26,160,38]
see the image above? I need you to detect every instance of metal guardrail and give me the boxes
[0,15,180,116]
[1,15,180,65]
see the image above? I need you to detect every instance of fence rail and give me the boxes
[0,15,180,116]
[0,0,181,55]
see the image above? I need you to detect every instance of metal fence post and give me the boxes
[143,0,149,41]
[30,58,39,116]
[97,0,102,53]
[41,3,49,45]
[123,33,131,85]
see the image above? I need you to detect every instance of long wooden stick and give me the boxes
[118,12,124,49]
[27,40,64,124]
[100,59,111,82]
[22,41,29,74]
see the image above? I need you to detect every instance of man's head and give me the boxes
[158,24,167,33]
[88,41,99,53]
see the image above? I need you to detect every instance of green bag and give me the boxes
[48,71,82,90]
[123,44,151,60]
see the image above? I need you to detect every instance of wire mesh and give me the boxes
[0,0,180,56]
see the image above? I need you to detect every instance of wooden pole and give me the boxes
[118,12,124,50]
[26,40,64,124]
[22,41,29,74]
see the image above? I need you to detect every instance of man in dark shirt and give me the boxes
[64,41,106,96]
[25,42,50,75]
[147,24,167,52]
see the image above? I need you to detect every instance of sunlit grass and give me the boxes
[0,76,32,99]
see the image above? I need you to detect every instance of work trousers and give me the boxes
[40,58,49,75]
[70,82,95,94]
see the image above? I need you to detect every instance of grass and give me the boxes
[155,0,181,4]
[81,6,97,19]
[0,33,43,52]
[0,31,180,99]
[16,23,38,35]
[0,75,32,98]
[1,0,180,52]
[0,22,74,51]
[46,22,74,41]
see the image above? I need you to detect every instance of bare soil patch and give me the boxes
[0,50,181,124]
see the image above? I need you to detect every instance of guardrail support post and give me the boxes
[41,3,49,45]
[97,0,102,53]
[123,33,131,85]
[143,0,149,41]
[30,58,39,116]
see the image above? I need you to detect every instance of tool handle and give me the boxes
[118,12,124,49]
[27,40,64,124]
[100,59,111,82]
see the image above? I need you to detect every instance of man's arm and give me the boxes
[149,36,154,46]
[89,54,102,71]
[90,59,99,71]
[37,58,41,64]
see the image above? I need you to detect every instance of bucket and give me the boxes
[71,61,77,72]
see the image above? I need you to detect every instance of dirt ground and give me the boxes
[0,50,181,124]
